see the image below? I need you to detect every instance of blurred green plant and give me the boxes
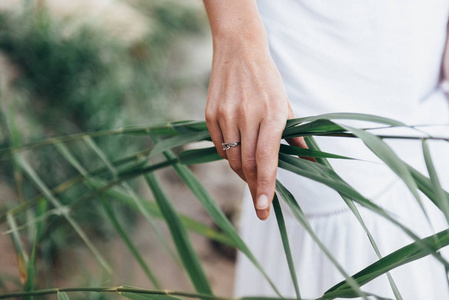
[0,1,207,291]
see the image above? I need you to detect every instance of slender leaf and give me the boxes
[272,196,301,299]
[279,144,355,160]
[150,131,210,158]
[6,213,28,284]
[24,231,37,300]
[82,136,179,266]
[304,136,402,300]
[324,229,449,298]
[57,292,70,300]
[178,147,222,165]
[422,139,449,224]
[152,134,282,297]
[121,293,183,300]
[54,142,162,288]
[286,113,406,128]
[15,154,112,273]
[145,172,213,295]
[339,124,427,221]
[275,180,367,299]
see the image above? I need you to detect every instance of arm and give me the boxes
[203,0,307,220]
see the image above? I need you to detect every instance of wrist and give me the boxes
[212,23,269,58]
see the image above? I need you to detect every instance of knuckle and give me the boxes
[205,109,215,123]
[265,115,287,128]
[256,146,274,161]
[242,158,257,176]
[257,177,274,189]
[217,106,233,121]
[228,158,242,173]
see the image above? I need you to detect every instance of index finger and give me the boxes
[254,118,284,220]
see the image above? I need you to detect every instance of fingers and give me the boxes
[206,109,246,181]
[206,118,227,159]
[240,122,259,202]
[222,122,245,181]
[254,118,284,220]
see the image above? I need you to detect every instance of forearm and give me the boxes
[202,0,268,48]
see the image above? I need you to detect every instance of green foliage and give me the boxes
[0,2,208,293]
[1,113,449,299]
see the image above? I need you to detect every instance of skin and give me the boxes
[203,0,308,220]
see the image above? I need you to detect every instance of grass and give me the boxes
[0,113,448,299]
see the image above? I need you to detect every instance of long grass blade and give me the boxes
[151,133,282,297]
[24,231,37,300]
[275,180,367,299]
[6,213,28,285]
[54,142,161,287]
[286,112,406,128]
[324,229,449,298]
[101,197,162,288]
[150,131,210,158]
[145,172,213,295]
[121,293,183,300]
[98,181,235,246]
[277,153,449,268]
[82,136,179,265]
[304,136,402,300]
[57,292,70,300]
[339,124,427,222]
[272,196,301,299]
[422,139,449,224]
[15,154,112,273]
[408,165,449,210]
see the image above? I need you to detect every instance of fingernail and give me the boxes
[256,194,269,210]
[258,209,270,220]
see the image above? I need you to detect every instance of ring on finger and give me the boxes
[222,141,241,151]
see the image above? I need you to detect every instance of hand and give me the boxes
[205,35,308,220]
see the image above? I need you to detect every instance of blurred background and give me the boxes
[0,0,245,297]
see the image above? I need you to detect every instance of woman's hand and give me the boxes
[203,0,307,220]
[205,33,307,220]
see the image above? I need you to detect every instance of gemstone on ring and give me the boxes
[222,142,241,151]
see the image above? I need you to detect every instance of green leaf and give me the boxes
[275,180,367,299]
[6,213,28,285]
[121,293,182,300]
[178,147,222,165]
[304,136,402,300]
[324,229,449,297]
[150,131,210,158]
[272,197,301,299]
[339,124,428,222]
[55,142,162,288]
[422,139,449,223]
[57,292,70,300]
[278,153,449,292]
[145,173,213,295]
[15,154,113,274]
[279,144,354,160]
[24,231,37,300]
[286,112,406,128]
[283,119,346,139]
[408,165,449,210]
[152,133,282,297]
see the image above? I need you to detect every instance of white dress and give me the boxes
[234,1,449,299]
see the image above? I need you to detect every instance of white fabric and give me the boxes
[234,1,449,299]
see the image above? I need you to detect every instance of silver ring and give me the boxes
[222,142,241,151]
